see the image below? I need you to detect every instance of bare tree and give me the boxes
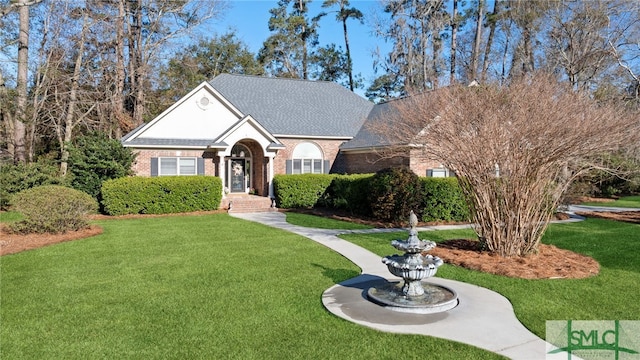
[544,0,624,91]
[84,0,226,131]
[605,0,640,106]
[29,2,99,175]
[380,73,639,257]
[372,0,449,94]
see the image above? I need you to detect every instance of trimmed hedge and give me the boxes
[368,167,424,222]
[323,174,373,214]
[273,174,335,208]
[421,177,469,222]
[9,185,97,234]
[101,176,222,215]
[274,172,469,223]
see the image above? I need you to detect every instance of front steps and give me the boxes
[223,194,276,213]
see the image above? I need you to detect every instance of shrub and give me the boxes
[67,132,136,199]
[324,174,373,215]
[421,177,469,222]
[273,174,335,208]
[0,156,68,210]
[367,167,423,222]
[101,176,222,215]
[9,185,97,234]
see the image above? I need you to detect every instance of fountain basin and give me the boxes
[367,281,458,314]
[382,254,443,280]
[366,210,458,314]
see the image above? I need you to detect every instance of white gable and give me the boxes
[135,83,241,140]
[216,115,283,156]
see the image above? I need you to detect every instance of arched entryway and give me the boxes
[225,140,267,195]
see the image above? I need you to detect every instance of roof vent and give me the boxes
[197,96,211,110]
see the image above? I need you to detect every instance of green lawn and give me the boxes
[581,195,640,208]
[284,211,373,230]
[1,214,500,359]
[340,218,640,338]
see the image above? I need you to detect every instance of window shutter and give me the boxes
[151,158,158,177]
[426,169,433,177]
[323,160,330,174]
[286,160,292,174]
[197,158,205,175]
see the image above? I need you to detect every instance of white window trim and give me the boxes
[431,168,448,178]
[159,157,198,176]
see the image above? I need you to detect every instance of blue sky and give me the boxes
[212,0,388,95]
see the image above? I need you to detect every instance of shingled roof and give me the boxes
[340,100,403,150]
[209,74,374,138]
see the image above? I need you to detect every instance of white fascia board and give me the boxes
[274,134,353,140]
[340,143,414,153]
[339,146,389,154]
[123,144,209,150]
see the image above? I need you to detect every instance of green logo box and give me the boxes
[547,320,640,359]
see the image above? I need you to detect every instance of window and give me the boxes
[427,168,453,177]
[160,157,198,176]
[290,142,324,174]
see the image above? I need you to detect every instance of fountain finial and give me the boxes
[409,210,418,229]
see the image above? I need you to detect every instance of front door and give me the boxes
[230,159,246,193]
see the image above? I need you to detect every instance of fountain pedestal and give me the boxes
[367,211,458,314]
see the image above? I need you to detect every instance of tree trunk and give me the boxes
[432,34,441,88]
[0,71,15,159]
[114,0,127,138]
[481,0,500,82]
[60,11,88,177]
[342,16,354,91]
[523,27,535,73]
[421,18,429,91]
[14,0,30,163]
[132,0,145,126]
[299,0,308,80]
[470,0,484,82]
[450,0,458,84]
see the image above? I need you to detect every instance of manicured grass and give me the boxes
[1,214,500,359]
[284,211,373,230]
[0,211,23,223]
[581,195,640,208]
[341,218,640,338]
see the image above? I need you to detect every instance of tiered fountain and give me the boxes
[367,211,458,314]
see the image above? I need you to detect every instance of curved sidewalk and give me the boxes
[230,211,578,359]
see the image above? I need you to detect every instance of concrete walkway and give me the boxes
[567,204,640,213]
[230,211,591,359]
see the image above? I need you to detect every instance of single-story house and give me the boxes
[121,74,446,201]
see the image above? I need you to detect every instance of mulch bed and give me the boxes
[430,239,600,279]
[0,224,103,256]
[575,211,640,224]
